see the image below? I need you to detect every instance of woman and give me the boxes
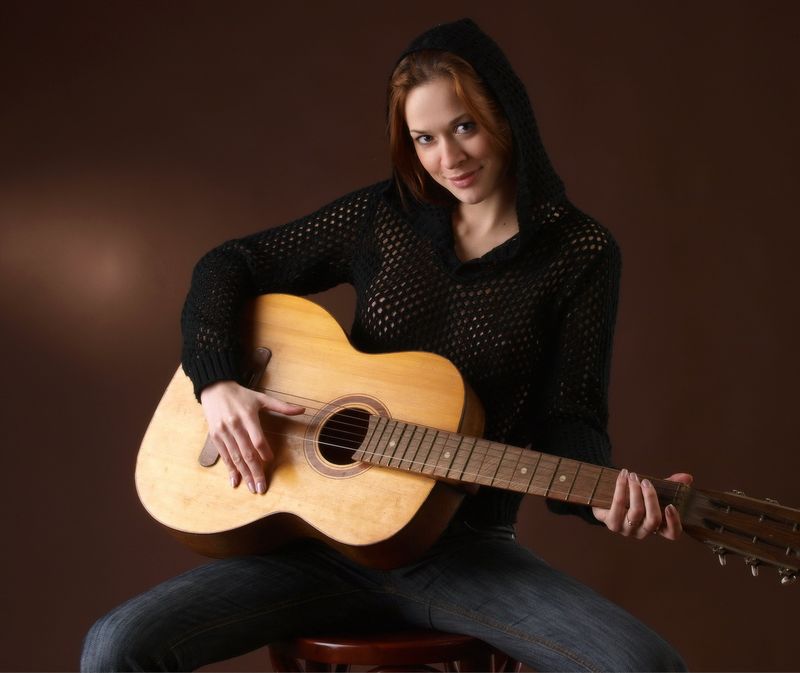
[82,18,690,671]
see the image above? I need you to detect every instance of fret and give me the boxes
[432,433,460,478]
[379,421,405,466]
[545,457,584,499]
[491,445,522,490]
[543,457,561,497]
[489,442,506,486]
[353,414,379,462]
[460,438,487,485]
[522,451,542,494]
[446,435,473,480]
[353,416,378,461]
[590,468,618,509]
[360,415,389,464]
[568,463,605,505]
[564,462,580,501]
[528,454,558,497]
[507,450,542,494]
[476,441,501,486]
[398,425,427,472]
[416,428,439,474]
[587,466,603,506]
[420,430,445,475]
[388,422,413,468]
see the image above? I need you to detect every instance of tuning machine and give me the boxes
[710,545,728,566]
[778,568,797,585]
[744,557,761,576]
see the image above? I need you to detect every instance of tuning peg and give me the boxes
[778,568,797,585]
[765,497,780,504]
[731,489,746,496]
[710,545,728,566]
[744,557,761,576]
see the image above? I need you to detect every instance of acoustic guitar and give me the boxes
[136,294,800,583]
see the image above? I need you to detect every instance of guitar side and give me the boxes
[135,294,486,568]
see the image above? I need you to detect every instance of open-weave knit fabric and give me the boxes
[181,19,621,525]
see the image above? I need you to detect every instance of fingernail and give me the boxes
[247,481,255,494]
[630,472,639,482]
[257,482,266,494]
[620,468,629,479]
[642,479,652,488]
[230,476,237,488]
[666,504,676,515]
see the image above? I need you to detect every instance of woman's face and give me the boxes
[404,77,508,205]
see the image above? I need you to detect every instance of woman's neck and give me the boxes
[452,183,519,262]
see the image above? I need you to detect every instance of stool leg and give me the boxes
[269,644,304,672]
[492,652,523,672]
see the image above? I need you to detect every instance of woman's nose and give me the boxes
[440,138,466,169]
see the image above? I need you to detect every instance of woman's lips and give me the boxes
[448,169,479,188]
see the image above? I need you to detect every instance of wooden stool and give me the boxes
[268,628,522,672]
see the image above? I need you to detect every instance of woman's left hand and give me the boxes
[592,470,694,541]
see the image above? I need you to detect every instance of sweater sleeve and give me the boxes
[180,183,378,399]
[534,230,621,523]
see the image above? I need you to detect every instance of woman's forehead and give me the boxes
[404,78,467,131]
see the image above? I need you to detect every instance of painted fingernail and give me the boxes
[247,481,255,494]
[642,479,652,488]
[620,468,629,479]
[630,472,639,482]
[257,482,266,494]
[230,476,237,488]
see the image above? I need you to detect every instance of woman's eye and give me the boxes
[455,122,475,134]
[415,135,433,145]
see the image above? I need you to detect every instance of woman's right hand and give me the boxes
[200,380,305,494]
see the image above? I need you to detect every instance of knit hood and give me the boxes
[391,18,568,265]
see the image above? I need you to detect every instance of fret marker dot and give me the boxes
[521,467,528,474]
[389,441,396,448]
[559,475,566,482]
[444,451,451,459]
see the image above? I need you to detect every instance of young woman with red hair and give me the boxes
[82,19,689,672]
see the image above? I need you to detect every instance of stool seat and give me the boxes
[269,628,521,672]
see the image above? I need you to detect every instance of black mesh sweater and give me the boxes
[181,19,621,526]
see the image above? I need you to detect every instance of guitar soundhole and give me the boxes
[318,407,370,465]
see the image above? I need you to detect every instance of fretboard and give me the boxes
[352,416,684,510]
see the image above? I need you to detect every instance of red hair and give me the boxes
[388,50,513,205]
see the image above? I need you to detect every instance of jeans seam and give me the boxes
[166,588,367,651]
[391,590,600,673]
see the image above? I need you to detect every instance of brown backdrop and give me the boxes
[1,1,798,670]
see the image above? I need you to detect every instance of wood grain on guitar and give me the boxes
[135,294,800,582]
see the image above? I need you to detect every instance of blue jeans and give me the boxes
[81,520,686,672]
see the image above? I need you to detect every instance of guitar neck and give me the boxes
[352,415,687,510]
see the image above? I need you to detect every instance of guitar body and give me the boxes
[137,294,800,582]
[135,294,486,568]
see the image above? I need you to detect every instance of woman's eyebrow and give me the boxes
[409,113,471,134]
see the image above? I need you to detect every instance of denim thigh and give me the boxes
[388,521,686,672]
[80,540,397,672]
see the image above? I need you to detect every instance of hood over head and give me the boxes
[391,19,569,264]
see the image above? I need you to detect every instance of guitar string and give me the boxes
[249,385,682,502]
[251,387,583,490]
[209,388,680,505]
[258,426,622,506]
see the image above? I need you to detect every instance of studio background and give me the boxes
[1,1,798,671]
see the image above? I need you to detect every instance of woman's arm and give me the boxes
[536,222,692,539]
[180,183,382,494]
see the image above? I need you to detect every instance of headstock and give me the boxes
[680,487,800,585]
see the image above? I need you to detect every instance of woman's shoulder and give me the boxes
[542,202,620,262]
